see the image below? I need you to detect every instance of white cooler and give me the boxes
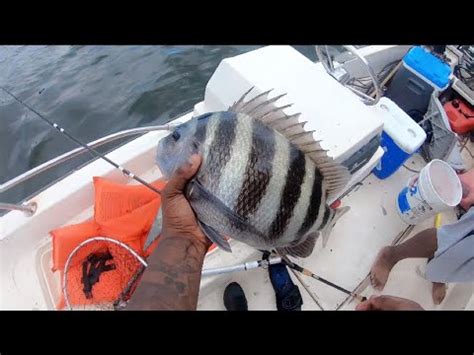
[373,97,427,179]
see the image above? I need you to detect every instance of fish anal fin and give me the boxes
[277,232,318,258]
[320,206,350,247]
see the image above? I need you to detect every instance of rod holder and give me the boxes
[0,201,37,216]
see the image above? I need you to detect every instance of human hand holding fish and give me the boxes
[127,154,212,310]
[160,153,212,250]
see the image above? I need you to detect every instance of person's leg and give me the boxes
[262,251,303,311]
[268,262,303,311]
[370,228,438,290]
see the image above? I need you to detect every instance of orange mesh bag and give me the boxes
[99,198,161,245]
[51,221,100,272]
[52,175,216,310]
[51,177,166,310]
[93,177,166,224]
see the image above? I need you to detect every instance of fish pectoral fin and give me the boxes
[191,179,247,227]
[198,220,232,253]
[144,206,163,251]
[277,232,318,258]
[191,179,267,237]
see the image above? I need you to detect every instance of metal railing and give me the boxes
[0,202,37,216]
[315,45,382,106]
[0,123,178,216]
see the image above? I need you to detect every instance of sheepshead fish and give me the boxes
[154,88,350,258]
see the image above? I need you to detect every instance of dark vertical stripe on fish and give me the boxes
[320,206,331,229]
[235,121,276,219]
[297,168,324,238]
[205,112,238,188]
[268,146,306,239]
[193,119,208,145]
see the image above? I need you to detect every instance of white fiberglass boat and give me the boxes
[1,45,473,310]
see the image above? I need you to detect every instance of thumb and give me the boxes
[163,154,202,198]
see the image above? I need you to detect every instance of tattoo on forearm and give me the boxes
[126,237,208,310]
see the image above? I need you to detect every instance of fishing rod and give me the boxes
[202,257,283,277]
[0,86,174,195]
[280,255,367,302]
[202,254,367,303]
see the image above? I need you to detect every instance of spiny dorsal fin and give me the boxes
[247,93,287,116]
[228,88,350,198]
[279,120,307,136]
[229,86,254,111]
[268,112,300,130]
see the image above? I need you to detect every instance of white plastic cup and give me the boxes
[397,159,462,224]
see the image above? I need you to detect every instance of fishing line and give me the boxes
[0,86,174,195]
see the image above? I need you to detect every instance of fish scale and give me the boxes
[235,117,276,219]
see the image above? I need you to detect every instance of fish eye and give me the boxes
[172,130,181,141]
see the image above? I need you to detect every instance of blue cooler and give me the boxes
[373,97,427,179]
[385,46,452,122]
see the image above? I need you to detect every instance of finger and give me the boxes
[355,300,372,311]
[369,295,405,310]
[163,154,202,198]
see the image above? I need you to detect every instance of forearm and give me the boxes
[126,235,209,310]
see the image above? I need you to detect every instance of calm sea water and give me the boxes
[0,45,317,204]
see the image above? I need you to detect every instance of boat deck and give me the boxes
[1,111,472,310]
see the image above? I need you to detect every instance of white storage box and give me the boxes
[194,45,384,179]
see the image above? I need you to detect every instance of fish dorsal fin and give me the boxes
[229,87,350,198]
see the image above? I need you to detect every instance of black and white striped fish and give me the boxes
[155,88,350,258]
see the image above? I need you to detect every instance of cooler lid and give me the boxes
[376,97,427,154]
[403,46,452,89]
